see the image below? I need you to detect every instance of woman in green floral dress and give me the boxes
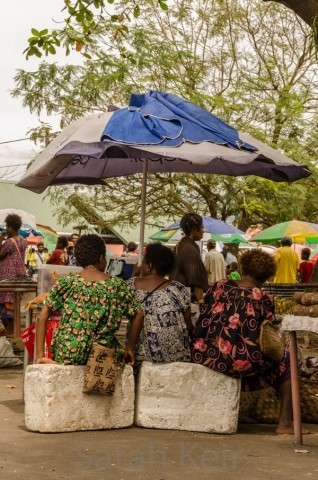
[36,234,141,365]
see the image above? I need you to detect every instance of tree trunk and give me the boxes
[265,1,318,28]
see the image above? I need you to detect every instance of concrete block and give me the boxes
[24,364,135,432]
[135,362,240,434]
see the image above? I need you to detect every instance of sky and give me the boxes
[0,0,81,181]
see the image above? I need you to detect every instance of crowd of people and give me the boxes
[1,211,315,434]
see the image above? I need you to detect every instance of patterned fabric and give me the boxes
[83,343,118,396]
[192,279,289,390]
[46,273,139,365]
[0,236,27,304]
[127,279,191,363]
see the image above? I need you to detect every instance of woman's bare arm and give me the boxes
[123,308,144,365]
[35,304,57,364]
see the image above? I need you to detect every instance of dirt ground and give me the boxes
[0,366,318,480]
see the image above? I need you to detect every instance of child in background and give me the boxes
[298,247,314,283]
[228,262,241,280]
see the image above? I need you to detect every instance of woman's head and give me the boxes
[239,249,277,285]
[142,243,175,277]
[75,234,106,269]
[180,213,204,239]
[56,236,69,249]
[5,214,22,235]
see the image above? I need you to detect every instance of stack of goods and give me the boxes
[240,293,318,423]
[274,297,296,316]
[240,357,318,424]
[292,292,318,317]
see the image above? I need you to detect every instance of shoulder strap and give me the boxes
[10,238,25,270]
[36,251,44,263]
[141,280,169,304]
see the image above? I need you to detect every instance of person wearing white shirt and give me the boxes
[35,243,48,269]
[205,240,227,285]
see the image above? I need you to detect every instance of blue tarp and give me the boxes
[101,91,256,151]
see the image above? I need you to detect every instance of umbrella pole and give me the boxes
[138,159,148,265]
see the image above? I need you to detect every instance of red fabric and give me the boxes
[46,249,65,265]
[299,261,314,283]
[0,236,27,303]
[20,314,61,360]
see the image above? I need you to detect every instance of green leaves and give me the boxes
[24,29,61,59]
[17,0,318,232]
[158,0,168,11]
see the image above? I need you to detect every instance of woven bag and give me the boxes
[246,380,318,424]
[300,378,318,423]
[83,343,119,396]
[259,320,285,363]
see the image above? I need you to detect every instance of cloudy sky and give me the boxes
[0,0,80,181]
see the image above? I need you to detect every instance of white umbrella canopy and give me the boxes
[0,209,37,229]
[0,208,41,238]
[16,91,311,259]
[17,111,311,195]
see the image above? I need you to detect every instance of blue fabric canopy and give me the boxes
[101,90,256,151]
[164,216,245,235]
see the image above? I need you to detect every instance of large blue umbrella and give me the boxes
[17,91,311,261]
[164,216,245,235]
[102,91,256,150]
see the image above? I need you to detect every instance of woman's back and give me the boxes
[127,278,191,363]
[192,279,274,378]
[48,273,138,364]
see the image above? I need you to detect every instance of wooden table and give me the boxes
[281,314,318,445]
[0,279,37,337]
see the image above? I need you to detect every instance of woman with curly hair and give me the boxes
[192,249,294,434]
[36,234,142,365]
[0,214,27,334]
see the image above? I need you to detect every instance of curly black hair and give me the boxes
[5,214,22,231]
[74,234,106,267]
[240,249,277,284]
[180,213,203,235]
[144,243,175,276]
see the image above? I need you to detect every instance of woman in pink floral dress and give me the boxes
[0,214,27,333]
[192,249,294,434]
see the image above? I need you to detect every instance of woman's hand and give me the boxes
[123,348,135,366]
[36,356,57,364]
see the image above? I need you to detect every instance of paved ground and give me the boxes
[1,367,318,480]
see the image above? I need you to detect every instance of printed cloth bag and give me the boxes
[83,343,118,396]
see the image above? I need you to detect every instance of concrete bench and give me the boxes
[24,364,134,433]
[134,362,241,434]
